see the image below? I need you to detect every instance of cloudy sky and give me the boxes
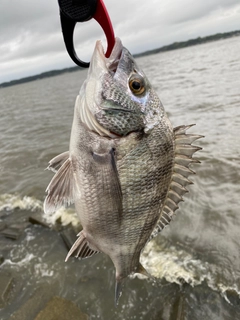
[0,0,240,83]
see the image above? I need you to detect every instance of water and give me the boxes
[0,36,240,319]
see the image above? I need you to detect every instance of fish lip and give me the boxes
[93,38,123,74]
[106,38,123,73]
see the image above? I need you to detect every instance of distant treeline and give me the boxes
[1,29,239,89]
[134,30,240,57]
[0,66,81,89]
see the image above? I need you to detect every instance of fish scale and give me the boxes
[44,38,203,305]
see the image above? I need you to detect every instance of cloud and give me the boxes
[0,0,240,83]
[162,0,240,24]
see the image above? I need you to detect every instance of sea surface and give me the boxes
[0,36,240,319]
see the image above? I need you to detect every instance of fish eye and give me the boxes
[129,75,145,95]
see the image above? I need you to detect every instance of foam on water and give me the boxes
[0,193,42,212]
[0,193,80,227]
[1,192,239,304]
[42,205,80,228]
[140,239,240,304]
[2,253,36,267]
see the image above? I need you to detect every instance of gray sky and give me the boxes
[0,0,240,83]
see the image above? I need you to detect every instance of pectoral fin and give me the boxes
[65,231,99,261]
[46,151,69,173]
[92,148,122,219]
[44,156,76,214]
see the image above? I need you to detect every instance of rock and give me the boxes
[28,213,50,228]
[0,227,22,240]
[225,289,240,306]
[0,236,17,255]
[0,221,30,240]
[0,221,7,231]
[9,286,56,320]
[60,226,77,251]
[0,271,14,308]
[34,296,88,320]
[10,222,31,230]
[0,211,9,219]
[170,295,185,320]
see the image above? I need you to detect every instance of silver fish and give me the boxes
[44,38,202,305]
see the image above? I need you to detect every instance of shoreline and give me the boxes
[0,29,239,89]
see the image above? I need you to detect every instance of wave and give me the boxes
[1,193,239,304]
[0,193,80,227]
[140,239,240,304]
[0,193,42,212]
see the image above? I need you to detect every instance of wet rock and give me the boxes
[0,235,18,255]
[0,210,9,219]
[225,289,240,306]
[9,286,56,320]
[0,256,4,265]
[34,296,88,320]
[0,221,30,240]
[29,213,50,228]
[11,222,30,229]
[0,227,22,240]
[0,221,7,231]
[170,295,185,320]
[0,271,14,308]
[60,225,77,251]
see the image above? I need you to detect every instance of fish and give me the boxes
[44,37,203,305]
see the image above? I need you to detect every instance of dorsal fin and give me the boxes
[65,231,99,261]
[149,125,203,240]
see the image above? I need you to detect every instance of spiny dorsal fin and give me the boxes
[149,125,203,240]
[44,156,76,214]
[65,231,99,261]
[46,151,69,173]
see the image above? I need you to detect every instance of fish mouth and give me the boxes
[105,38,123,73]
[79,39,124,139]
[94,37,123,74]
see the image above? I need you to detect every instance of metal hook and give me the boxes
[58,0,115,68]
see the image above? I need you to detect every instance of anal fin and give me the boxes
[136,263,155,281]
[65,231,99,261]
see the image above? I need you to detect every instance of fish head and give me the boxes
[77,38,164,138]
